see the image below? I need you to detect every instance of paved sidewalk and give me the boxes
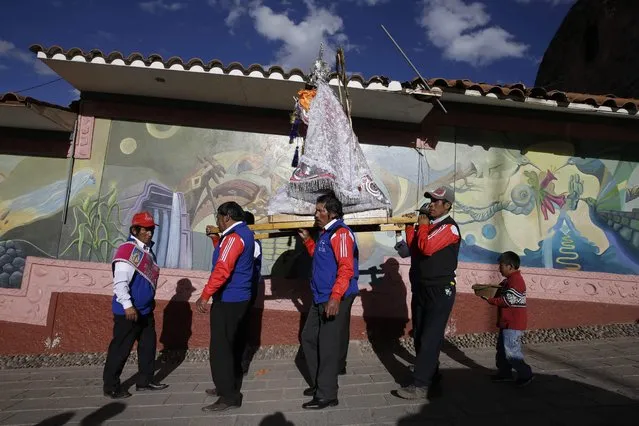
[0,337,638,426]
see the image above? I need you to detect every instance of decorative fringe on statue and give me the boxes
[268,80,392,215]
[267,44,391,216]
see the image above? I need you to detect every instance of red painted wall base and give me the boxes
[0,292,637,355]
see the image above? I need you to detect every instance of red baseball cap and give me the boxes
[131,211,158,228]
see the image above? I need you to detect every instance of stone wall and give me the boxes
[598,210,639,248]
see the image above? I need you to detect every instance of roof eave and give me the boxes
[37,56,439,125]
[435,92,639,120]
[0,102,77,132]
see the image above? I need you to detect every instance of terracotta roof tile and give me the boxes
[414,78,639,112]
[0,92,77,112]
[29,44,639,114]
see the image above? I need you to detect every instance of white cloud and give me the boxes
[34,60,56,76]
[515,0,575,5]
[0,39,55,75]
[226,2,246,27]
[208,0,248,30]
[349,0,389,5]
[70,88,81,99]
[0,40,15,55]
[12,50,34,64]
[419,0,529,66]
[249,0,349,70]
[139,0,186,13]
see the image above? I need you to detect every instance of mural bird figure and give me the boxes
[423,146,540,194]
[557,158,634,211]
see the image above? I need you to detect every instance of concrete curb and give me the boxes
[1,322,637,369]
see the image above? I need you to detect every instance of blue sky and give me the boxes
[0,0,576,107]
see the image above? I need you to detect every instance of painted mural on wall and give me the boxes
[91,121,429,280]
[2,120,639,290]
[0,155,95,287]
[436,134,639,275]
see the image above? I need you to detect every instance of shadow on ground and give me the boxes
[15,356,639,426]
[259,411,295,425]
[395,368,639,426]
[33,402,126,426]
[360,258,415,385]
[265,242,314,386]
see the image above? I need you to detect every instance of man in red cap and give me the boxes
[103,211,168,399]
[395,186,460,401]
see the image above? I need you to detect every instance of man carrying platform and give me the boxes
[396,186,460,401]
[297,192,359,410]
[196,201,256,412]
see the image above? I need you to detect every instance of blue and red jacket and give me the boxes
[201,221,255,303]
[304,219,359,304]
[111,237,159,316]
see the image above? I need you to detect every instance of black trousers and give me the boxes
[209,300,251,401]
[409,274,423,355]
[103,313,157,392]
[301,295,355,400]
[236,296,258,365]
[410,288,421,355]
[339,297,353,371]
[412,281,456,388]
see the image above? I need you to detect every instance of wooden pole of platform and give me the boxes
[206,215,416,240]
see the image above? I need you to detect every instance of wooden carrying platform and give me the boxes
[208,211,416,240]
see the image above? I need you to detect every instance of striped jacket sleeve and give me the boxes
[200,234,245,301]
[329,227,355,301]
[414,223,460,256]
[488,275,527,308]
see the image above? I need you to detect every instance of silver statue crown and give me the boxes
[307,43,331,86]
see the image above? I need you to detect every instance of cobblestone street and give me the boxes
[1,337,637,425]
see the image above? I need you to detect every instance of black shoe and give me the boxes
[202,396,242,412]
[432,371,443,385]
[490,374,514,383]
[515,375,534,388]
[303,387,315,397]
[103,389,132,399]
[205,388,218,396]
[302,397,338,410]
[395,385,428,400]
[136,382,169,391]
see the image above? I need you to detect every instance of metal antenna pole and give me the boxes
[381,24,447,114]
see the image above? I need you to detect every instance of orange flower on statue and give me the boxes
[297,89,317,111]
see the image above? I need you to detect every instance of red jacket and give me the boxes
[487,270,527,330]
[405,220,460,257]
